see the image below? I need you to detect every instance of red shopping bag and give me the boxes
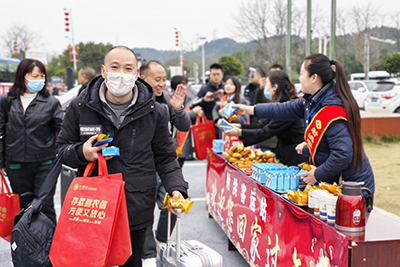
[0,174,20,242]
[50,154,131,267]
[82,154,132,267]
[191,115,216,160]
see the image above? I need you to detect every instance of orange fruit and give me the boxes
[97,134,107,141]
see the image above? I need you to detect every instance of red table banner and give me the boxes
[206,150,349,267]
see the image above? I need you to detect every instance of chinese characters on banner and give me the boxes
[206,151,349,267]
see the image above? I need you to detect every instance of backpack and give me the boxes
[11,150,64,267]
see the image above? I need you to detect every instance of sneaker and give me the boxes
[142,257,157,267]
[155,238,166,255]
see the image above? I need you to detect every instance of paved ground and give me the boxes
[0,159,249,266]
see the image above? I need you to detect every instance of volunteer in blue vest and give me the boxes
[233,54,375,195]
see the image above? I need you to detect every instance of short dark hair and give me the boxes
[269,64,283,71]
[210,63,223,72]
[140,60,162,77]
[104,45,137,64]
[10,58,49,97]
[79,66,96,80]
[256,67,266,78]
[170,75,188,90]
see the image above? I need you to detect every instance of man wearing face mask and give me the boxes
[57,46,189,267]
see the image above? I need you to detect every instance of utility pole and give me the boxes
[200,37,206,85]
[286,0,292,78]
[305,0,312,56]
[174,28,184,75]
[330,0,337,60]
[64,8,77,71]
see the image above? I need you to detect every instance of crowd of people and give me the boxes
[0,47,375,267]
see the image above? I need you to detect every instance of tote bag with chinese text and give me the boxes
[192,115,216,160]
[0,174,20,242]
[49,154,131,267]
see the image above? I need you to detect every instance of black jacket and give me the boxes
[241,118,308,166]
[0,92,63,168]
[192,81,224,120]
[57,76,189,229]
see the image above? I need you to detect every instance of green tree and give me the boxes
[47,42,113,83]
[381,53,400,76]
[218,55,244,81]
[340,52,363,77]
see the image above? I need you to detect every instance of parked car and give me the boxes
[55,85,80,110]
[349,80,378,109]
[364,80,400,113]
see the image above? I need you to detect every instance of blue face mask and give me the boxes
[264,88,272,101]
[25,77,45,93]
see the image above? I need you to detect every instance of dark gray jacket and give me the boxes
[57,76,188,229]
[0,92,63,167]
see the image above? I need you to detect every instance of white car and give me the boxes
[55,85,80,110]
[364,80,400,113]
[349,80,378,109]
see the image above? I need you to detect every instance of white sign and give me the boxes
[25,50,47,66]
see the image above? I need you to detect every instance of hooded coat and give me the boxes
[57,76,188,229]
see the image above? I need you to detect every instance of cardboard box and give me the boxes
[222,132,242,152]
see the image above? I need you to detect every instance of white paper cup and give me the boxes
[308,190,315,209]
[319,191,330,220]
[326,195,338,223]
[312,190,324,216]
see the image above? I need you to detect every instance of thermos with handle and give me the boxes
[335,181,373,232]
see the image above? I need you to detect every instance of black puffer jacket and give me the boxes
[0,92,63,168]
[57,76,189,229]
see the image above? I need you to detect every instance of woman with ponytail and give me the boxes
[233,54,375,195]
[226,71,308,166]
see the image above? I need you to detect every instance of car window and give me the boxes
[373,83,395,92]
[355,83,364,89]
[364,82,378,91]
[349,83,357,90]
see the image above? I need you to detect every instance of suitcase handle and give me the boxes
[166,208,182,262]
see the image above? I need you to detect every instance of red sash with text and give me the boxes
[305,105,347,163]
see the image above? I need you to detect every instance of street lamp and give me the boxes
[199,37,206,85]
[364,34,396,80]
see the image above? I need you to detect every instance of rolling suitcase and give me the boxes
[158,209,224,267]
[60,164,77,205]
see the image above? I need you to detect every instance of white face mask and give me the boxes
[103,66,136,97]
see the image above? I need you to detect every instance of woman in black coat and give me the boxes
[0,59,63,223]
[225,71,307,166]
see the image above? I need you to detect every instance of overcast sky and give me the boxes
[1,0,399,58]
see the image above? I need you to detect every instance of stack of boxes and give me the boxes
[251,163,300,193]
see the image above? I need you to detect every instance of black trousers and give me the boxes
[121,227,147,267]
[6,160,56,223]
[142,181,177,259]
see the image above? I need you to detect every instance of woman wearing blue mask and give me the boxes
[226,71,307,166]
[0,58,63,223]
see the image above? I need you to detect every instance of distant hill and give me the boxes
[133,38,248,66]
[132,26,399,70]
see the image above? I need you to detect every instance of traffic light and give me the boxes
[13,41,18,54]
[65,11,70,32]
[175,31,179,47]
